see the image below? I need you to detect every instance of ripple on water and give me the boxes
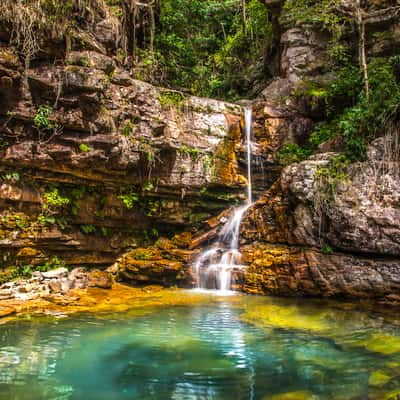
[0,293,400,400]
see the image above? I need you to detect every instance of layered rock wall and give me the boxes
[0,3,257,279]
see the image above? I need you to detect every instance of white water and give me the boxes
[245,107,253,205]
[192,107,254,292]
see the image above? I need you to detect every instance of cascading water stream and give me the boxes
[245,107,252,205]
[193,107,254,292]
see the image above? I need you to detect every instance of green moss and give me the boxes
[158,91,186,109]
[129,248,158,261]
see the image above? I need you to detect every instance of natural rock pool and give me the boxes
[1,291,400,400]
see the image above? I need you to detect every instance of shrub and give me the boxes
[118,188,139,209]
[34,105,53,130]
[43,187,70,209]
[279,144,312,166]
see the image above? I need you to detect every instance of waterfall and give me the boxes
[245,107,252,205]
[192,107,253,292]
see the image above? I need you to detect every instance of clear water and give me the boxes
[1,292,400,400]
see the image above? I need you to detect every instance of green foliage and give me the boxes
[203,154,213,174]
[279,144,312,166]
[281,0,351,68]
[79,143,92,153]
[321,244,333,254]
[37,256,64,272]
[284,56,400,166]
[314,57,400,160]
[143,200,160,217]
[79,57,89,67]
[178,145,201,161]
[0,256,65,283]
[70,186,86,216]
[15,215,28,230]
[118,188,139,209]
[121,121,135,137]
[43,187,70,209]
[34,105,53,131]
[281,0,348,38]
[37,214,56,226]
[138,138,156,163]
[316,154,349,180]
[142,181,154,192]
[2,171,20,182]
[80,224,96,234]
[135,0,272,100]
[158,91,186,109]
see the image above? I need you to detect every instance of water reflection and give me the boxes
[0,294,400,399]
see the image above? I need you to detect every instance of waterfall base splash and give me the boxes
[192,107,254,292]
[193,204,250,292]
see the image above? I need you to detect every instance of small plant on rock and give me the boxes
[79,143,92,153]
[34,105,53,131]
[118,187,139,209]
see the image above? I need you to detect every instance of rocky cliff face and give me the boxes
[0,1,267,282]
[239,0,400,303]
[1,0,400,305]
[241,138,400,303]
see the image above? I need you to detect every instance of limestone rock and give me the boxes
[42,268,69,279]
[88,270,113,289]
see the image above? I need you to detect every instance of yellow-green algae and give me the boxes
[369,370,391,387]
[383,389,400,400]
[239,298,400,359]
[364,333,400,355]
[269,390,318,400]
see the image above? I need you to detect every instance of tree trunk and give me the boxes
[355,0,369,99]
[241,0,247,33]
[149,1,155,54]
